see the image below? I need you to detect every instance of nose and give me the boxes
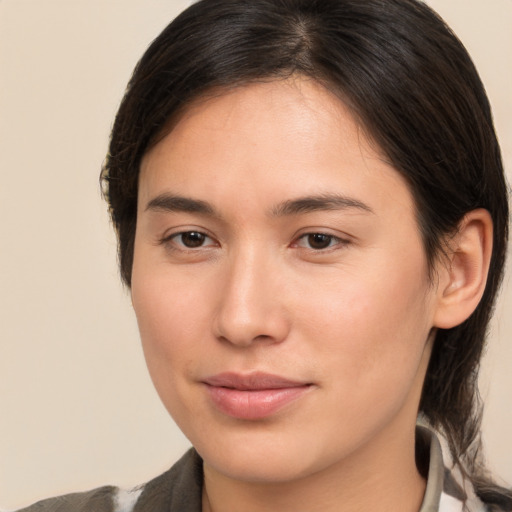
[212,247,291,347]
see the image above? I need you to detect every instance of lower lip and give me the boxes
[205,385,311,420]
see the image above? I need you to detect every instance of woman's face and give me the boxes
[132,78,441,483]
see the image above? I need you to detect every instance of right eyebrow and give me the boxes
[270,194,374,217]
[145,193,217,216]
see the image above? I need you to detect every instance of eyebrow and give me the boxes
[145,193,217,216]
[144,192,374,218]
[270,194,374,217]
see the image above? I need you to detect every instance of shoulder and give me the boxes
[6,449,203,512]
[7,486,126,512]
[417,425,511,512]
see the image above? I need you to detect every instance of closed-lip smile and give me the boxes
[203,372,313,420]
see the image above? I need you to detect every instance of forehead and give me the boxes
[139,77,413,219]
[142,77,375,173]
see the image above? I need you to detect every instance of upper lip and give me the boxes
[203,372,310,390]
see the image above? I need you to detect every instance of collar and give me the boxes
[418,425,487,512]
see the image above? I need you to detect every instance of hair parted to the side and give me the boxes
[101,0,510,506]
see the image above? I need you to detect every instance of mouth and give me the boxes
[202,372,313,420]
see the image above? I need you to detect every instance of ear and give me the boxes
[433,209,493,329]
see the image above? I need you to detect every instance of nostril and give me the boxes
[213,314,290,348]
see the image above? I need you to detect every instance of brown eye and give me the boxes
[307,233,334,250]
[176,231,208,248]
[294,232,348,251]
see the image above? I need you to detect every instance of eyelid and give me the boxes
[291,230,352,251]
[158,227,219,249]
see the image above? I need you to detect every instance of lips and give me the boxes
[203,372,312,420]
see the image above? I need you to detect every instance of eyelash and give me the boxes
[293,232,348,251]
[160,230,217,250]
[160,230,349,252]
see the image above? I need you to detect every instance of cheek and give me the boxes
[130,265,208,385]
[130,273,210,431]
[295,252,433,387]
[132,251,214,337]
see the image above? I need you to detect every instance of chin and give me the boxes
[202,446,316,484]
[190,422,339,484]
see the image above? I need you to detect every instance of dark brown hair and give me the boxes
[102,0,510,505]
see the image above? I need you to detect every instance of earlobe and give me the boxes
[433,209,493,329]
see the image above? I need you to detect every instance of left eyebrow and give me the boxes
[270,194,375,217]
[145,193,217,216]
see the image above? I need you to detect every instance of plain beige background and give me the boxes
[0,0,510,508]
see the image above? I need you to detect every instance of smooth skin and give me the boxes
[131,77,492,512]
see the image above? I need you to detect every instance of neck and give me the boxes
[202,422,426,512]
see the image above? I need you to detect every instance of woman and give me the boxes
[13,0,511,511]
